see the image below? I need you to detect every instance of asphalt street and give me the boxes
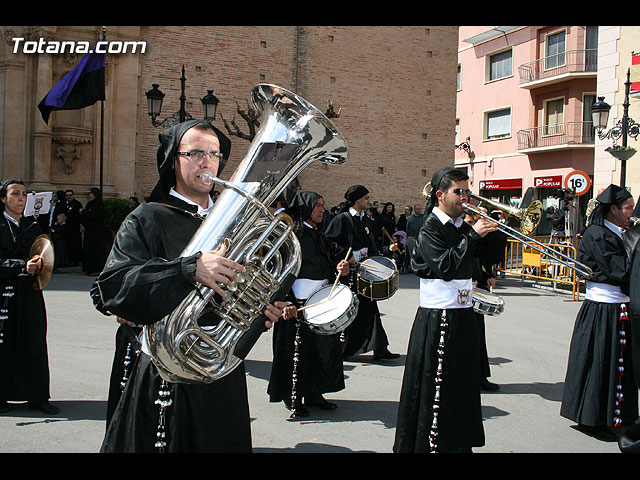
[0,270,633,454]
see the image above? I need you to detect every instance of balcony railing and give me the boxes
[518,49,598,85]
[517,121,595,150]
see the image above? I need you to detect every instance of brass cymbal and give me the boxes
[29,234,55,290]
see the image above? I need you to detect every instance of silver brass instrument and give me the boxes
[463,193,593,279]
[421,182,593,279]
[145,84,349,384]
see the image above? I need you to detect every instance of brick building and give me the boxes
[0,26,459,211]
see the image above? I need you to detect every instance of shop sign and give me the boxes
[478,178,522,190]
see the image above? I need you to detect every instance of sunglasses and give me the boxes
[449,188,471,196]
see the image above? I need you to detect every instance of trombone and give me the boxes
[422,182,594,279]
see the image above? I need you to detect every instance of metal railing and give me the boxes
[496,236,583,300]
[517,121,595,150]
[518,49,598,84]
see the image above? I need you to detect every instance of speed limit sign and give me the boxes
[564,170,592,196]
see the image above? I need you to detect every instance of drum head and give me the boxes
[472,290,505,316]
[303,284,352,327]
[358,256,397,282]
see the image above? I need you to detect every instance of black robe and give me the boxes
[560,223,638,427]
[268,224,345,405]
[325,211,389,356]
[394,213,485,453]
[98,197,251,453]
[0,215,51,405]
[472,230,507,380]
[65,198,83,266]
[81,198,107,274]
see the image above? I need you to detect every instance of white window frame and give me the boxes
[545,29,567,70]
[485,47,513,83]
[484,106,512,140]
[543,97,565,136]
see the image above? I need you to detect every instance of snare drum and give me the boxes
[355,256,399,300]
[302,283,359,335]
[472,290,505,316]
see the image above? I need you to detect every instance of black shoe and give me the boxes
[0,401,9,414]
[480,379,500,391]
[374,349,400,360]
[306,397,338,410]
[290,404,310,418]
[28,401,60,415]
[573,424,618,442]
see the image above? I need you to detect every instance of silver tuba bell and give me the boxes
[145,84,349,384]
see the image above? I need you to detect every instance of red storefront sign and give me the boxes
[533,175,563,188]
[478,178,522,190]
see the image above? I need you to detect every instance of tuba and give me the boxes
[145,85,349,384]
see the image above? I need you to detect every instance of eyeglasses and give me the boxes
[449,188,471,196]
[177,150,224,162]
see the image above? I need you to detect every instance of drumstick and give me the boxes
[328,247,352,297]
[382,227,399,249]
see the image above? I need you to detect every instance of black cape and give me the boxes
[98,196,251,453]
[560,223,638,427]
[394,213,485,453]
[81,197,107,274]
[0,215,51,404]
[325,210,389,356]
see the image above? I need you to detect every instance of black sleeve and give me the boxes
[96,211,199,325]
[412,216,481,281]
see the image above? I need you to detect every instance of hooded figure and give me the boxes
[267,190,346,417]
[98,120,258,453]
[148,119,231,203]
[588,184,633,228]
[561,184,638,439]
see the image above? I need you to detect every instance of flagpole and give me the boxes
[100,100,104,193]
[99,27,105,194]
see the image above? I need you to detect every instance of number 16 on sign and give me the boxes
[564,170,592,196]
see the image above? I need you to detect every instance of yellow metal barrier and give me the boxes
[496,236,583,301]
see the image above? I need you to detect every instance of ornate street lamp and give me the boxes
[201,90,220,122]
[592,68,639,188]
[145,65,218,128]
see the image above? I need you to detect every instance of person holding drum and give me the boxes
[464,208,507,392]
[325,185,400,361]
[267,191,351,418]
[393,167,498,453]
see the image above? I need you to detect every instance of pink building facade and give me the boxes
[456,26,598,235]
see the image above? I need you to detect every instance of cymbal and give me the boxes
[29,234,55,290]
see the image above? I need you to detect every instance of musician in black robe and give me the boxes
[325,185,399,360]
[98,120,285,453]
[619,200,640,452]
[393,167,498,453]
[267,191,350,417]
[561,184,638,440]
[0,180,58,415]
[465,209,507,391]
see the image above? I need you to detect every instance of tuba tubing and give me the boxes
[145,85,349,384]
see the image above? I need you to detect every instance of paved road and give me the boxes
[0,270,629,453]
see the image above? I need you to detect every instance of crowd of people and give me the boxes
[1,118,639,454]
[40,187,109,276]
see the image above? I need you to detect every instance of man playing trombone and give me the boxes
[393,167,498,453]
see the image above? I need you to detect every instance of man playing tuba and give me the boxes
[98,120,285,453]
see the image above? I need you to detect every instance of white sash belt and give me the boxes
[420,278,473,309]
[585,281,630,303]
